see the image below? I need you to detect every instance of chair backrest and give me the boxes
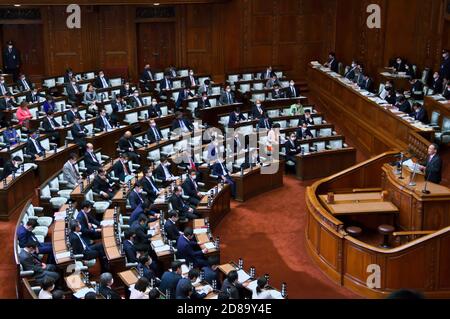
[104,103,113,115]
[252,93,266,102]
[85,123,94,134]
[142,96,151,105]
[442,117,450,131]
[43,78,56,88]
[228,75,239,84]
[155,72,164,81]
[110,78,122,87]
[162,144,174,154]
[85,190,94,201]
[79,83,89,92]
[56,76,64,85]
[314,141,326,151]
[242,73,253,81]
[274,120,287,129]
[275,71,283,78]
[125,112,138,124]
[55,100,66,112]
[172,91,180,101]
[161,128,170,139]
[319,128,332,137]
[430,111,440,126]
[84,72,95,80]
[421,68,430,84]
[188,101,198,111]
[12,149,24,160]
[148,149,160,161]
[49,177,60,190]
[309,129,317,137]
[178,69,189,77]
[209,98,217,107]
[175,140,188,151]
[289,119,299,127]
[41,138,50,151]
[160,105,169,116]
[41,185,51,198]
[329,139,343,150]
[219,116,229,126]
[267,110,279,118]
[16,95,27,104]
[253,82,263,90]
[239,84,250,93]
[300,143,310,153]
[29,108,38,118]
[212,86,221,95]
[378,83,385,95]
[198,77,210,85]
[313,117,323,125]
[173,80,182,89]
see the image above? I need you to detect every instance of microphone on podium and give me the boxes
[422,166,432,195]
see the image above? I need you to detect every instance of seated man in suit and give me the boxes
[324,52,339,73]
[176,87,195,111]
[129,182,146,211]
[84,143,102,175]
[17,73,34,92]
[66,104,83,124]
[385,88,397,105]
[0,75,11,96]
[360,74,373,92]
[258,112,272,130]
[344,61,358,81]
[1,156,23,180]
[262,66,274,80]
[155,156,177,184]
[42,111,60,144]
[160,73,173,92]
[232,130,246,154]
[284,133,300,164]
[272,84,285,99]
[409,78,424,100]
[219,85,235,105]
[130,215,152,253]
[71,117,88,150]
[110,94,128,125]
[176,268,209,300]
[62,153,82,189]
[265,74,280,89]
[129,89,145,108]
[392,57,406,73]
[98,273,121,299]
[148,98,163,118]
[418,143,442,184]
[118,131,143,164]
[65,77,81,104]
[26,88,45,104]
[129,200,159,226]
[171,112,194,134]
[122,230,139,263]
[93,70,110,89]
[137,254,159,283]
[241,149,261,170]
[120,82,134,98]
[68,220,109,272]
[197,79,213,96]
[140,166,162,203]
[296,122,314,140]
[443,82,450,100]
[184,69,198,89]
[17,219,53,260]
[182,170,203,206]
[195,92,212,118]
[146,119,163,143]
[140,64,154,92]
[25,130,45,160]
[176,227,209,268]
[76,201,102,241]
[395,95,412,114]
[63,68,74,84]
[212,158,236,198]
[221,270,245,299]
[19,242,60,285]
[164,210,181,242]
[410,103,429,124]
[2,122,19,146]
[286,80,299,98]
[228,108,247,128]
[113,153,133,183]
[93,168,115,200]
[431,72,443,94]
[251,100,265,120]
[169,186,199,220]
[159,261,182,299]
[95,108,113,132]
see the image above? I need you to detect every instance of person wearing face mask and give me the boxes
[251,100,265,120]
[120,82,133,97]
[198,79,213,96]
[148,98,162,118]
[93,70,110,89]
[211,158,236,198]
[296,122,314,140]
[195,92,211,117]
[344,61,358,81]
[65,77,81,104]
[98,272,121,299]
[139,166,162,203]
[42,95,56,114]
[112,153,132,183]
[286,80,299,98]
[17,73,34,92]
[2,122,19,147]
[266,74,280,89]
[63,68,74,83]
[409,103,429,124]
[171,112,194,133]
[392,57,406,73]
[19,242,60,285]
[129,89,144,108]
[84,143,102,175]
[110,94,127,124]
[184,69,198,89]
[176,87,195,111]
[140,64,154,92]
[271,84,285,99]
[182,170,202,206]
[42,111,61,144]
[155,156,177,184]
[285,132,301,166]
[62,153,82,189]
[219,85,235,105]
[0,75,11,97]
[262,66,274,80]
[118,131,143,163]
[169,187,200,220]
[440,50,450,80]
[26,88,45,104]
[25,130,44,160]
[1,155,23,179]
[324,52,339,73]
[146,119,163,143]
[92,168,115,200]
[1,96,18,126]
[409,78,424,100]
[95,108,113,132]
[395,95,412,114]
[2,41,21,81]
[75,201,102,241]
[228,108,247,128]
[160,73,173,91]
[128,182,146,211]
[431,72,443,95]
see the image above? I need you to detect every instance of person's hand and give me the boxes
[41,263,46,269]
[202,248,209,254]
[96,228,102,232]
[155,213,161,219]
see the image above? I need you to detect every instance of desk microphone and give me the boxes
[422,166,432,195]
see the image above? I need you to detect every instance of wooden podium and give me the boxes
[381,164,450,231]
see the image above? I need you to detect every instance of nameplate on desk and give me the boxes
[193,228,208,234]
[55,251,71,260]
[204,242,216,250]
[154,245,170,254]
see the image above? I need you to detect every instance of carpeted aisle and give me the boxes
[215,176,359,299]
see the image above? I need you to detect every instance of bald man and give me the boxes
[118,131,143,164]
[84,143,102,175]
[251,100,265,120]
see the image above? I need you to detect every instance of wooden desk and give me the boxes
[231,161,284,202]
[198,103,244,127]
[0,167,37,221]
[35,144,78,183]
[379,71,411,92]
[295,147,357,180]
[308,65,433,159]
[197,184,231,231]
[86,126,129,158]
[325,201,399,216]
[118,269,139,287]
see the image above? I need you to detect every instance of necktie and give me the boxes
[191,77,195,86]
[135,190,143,203]
[180,120,188,131]
[147,177,158,193]
[73,84,78,93]
[0,84,5,95]
[192,178,198,191]
[163,165,171,178]
[190,158,196,171]
[103,117,111,130]
[148,71,153,80]
[227,93,231,104]
[91,152,98,163]
[32,139,41,153]
[292,87,295,96]
[136,97,142,107]
[72,163,79,176]
[76,233,88,250]
[265,119,269,128]
[123,161,129,175]
[153,128,160,140]
[48,118,55,129]
[101,77,107,88]
[23,80,30,91]
[220,162,227,176]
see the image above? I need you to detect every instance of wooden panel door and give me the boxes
[1,24,45,82]
[137,22,176,70]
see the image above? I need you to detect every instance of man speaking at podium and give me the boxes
[418,144,442,184]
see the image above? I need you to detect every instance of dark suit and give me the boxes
[112,160,130,182]
[120,87,134,98]
[130,220,151,252]
[154,163,174,183]
[410,108,429,124]
[123,240,138,263]
[3,47,21,80]
[42,117,60,143]
[68,231,108,272]
[393,61,406,72]
[76,210,101,240]
[328,59,339,73]
[361,78,373,92]
[440,57,450,79]
[272,89,285,99]
[140,69,154,91]
[284,139,300,163]
[16,225,53,257]
[176,278,206,299]
[71,123,88,149]
[146,125,163,143]
[344,67,358,81]
[65,83,81,103]
[164,219,180,242]
[159,271,182,298]
[128,190,145,211]
[160,78,173,91]
[176,235,208,268]
[19,249,59,284]
[25,138,44,159]
[443,88,450,100]
[118,136,143,163]
[212,161,236,197]
[411,81,425,100]
[184,76,198,89]
[286,86,299,98]
[228,112,246,128]
[251,104,265,119]
[92,175,114,199]
[1,160,19,179]
[99,286,121,299]
[221,279,243,299]
[17,78,33,92]
[93,76,110,89]
[396,100,412,114]
[129,95,145,108]
[176,90,194,110]
[26,91,44,104]
[66,110,82,124]
[219,91,235,105]
[182,177,201,206]
[84,151,102,175]
[95,115,113,131]
[423,154,442,184]
[169,194,198,219]
[262,70,275,80]
[148,104,163,118]
[432,77,443,94]
[171,118,193,132]
[140,176,160,202]
[258,117,272,130]
[296,127,314,140]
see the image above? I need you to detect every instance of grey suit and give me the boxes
[19,249,60,284]
[63,161,80,188]
[266,78,280,89]
[219,91,235,105]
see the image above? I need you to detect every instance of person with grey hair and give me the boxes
[99,272,121,299]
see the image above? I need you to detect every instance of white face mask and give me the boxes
[152,102,157,106]
[0,80,4,84]
[134,93,139,97]
[290,83,294,86]
[256,104,261,108]
[8,46,12,49]
[226,89,231,93]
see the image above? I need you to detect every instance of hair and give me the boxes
[134,182,142,189]
[171,261,182,272]
[256,277,267,294]
[387,289,424,300]
[183,227,194,237]
[84,291,97,299]
[217,290,230,300]
[168,210,179,219]
[124,230,135,240]
[26,219,38,228]
[52,289,65,299]
[188,268,200,280]
[81,201,92,210]
[227,270,238,283]
[12,156,22,163]
[207,255,220,266]
[178,279,193,297]
[138,254,150,265]
[143,166,151,175]
[68,153,78,161]
[137,214,148,224]
[69,220,80,232]
[430,143,439,153]
[25,241,37,249]
[134,277,149,293]
[141,200,151,210]
[99,272,113,287]
[41,277,55,291]
[272,123,281,129]
[148,288,160,299]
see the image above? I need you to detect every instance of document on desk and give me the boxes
[204,242,216,250]
[151,239,165,248]
[74,287,95,299]
[154,245,170,253]
[237,269,251,283]
[55,251,71,260]
[403,159,422,173]
[193,228,208,234]
[100,220,114,227]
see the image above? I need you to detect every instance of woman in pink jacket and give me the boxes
[16,101,32,128]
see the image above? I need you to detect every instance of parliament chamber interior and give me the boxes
[1,0,450,302]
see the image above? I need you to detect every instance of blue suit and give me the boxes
[212,162,236,197]
[128,190,145,211]
[76,210,101,240]
[159,271,182,298]
[129,203,158,225]
[3,129,19,146]
[175,278,206,299]
[176,235,209,268]
[123,240,138,263]
[17,225,54,263]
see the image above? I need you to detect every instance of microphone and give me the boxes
[422,163,432,195]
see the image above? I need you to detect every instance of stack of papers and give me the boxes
[193,228,208,235]
[74,287,95,299]
[54,212,67,220]
[100,220,114,227]
[204,242,216,250]
[55,251,71,260]
[151,240,165,248]
[246,280,258,291]
[237,269,251,283]
[153,245,170,254]
[197,285,213,295]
